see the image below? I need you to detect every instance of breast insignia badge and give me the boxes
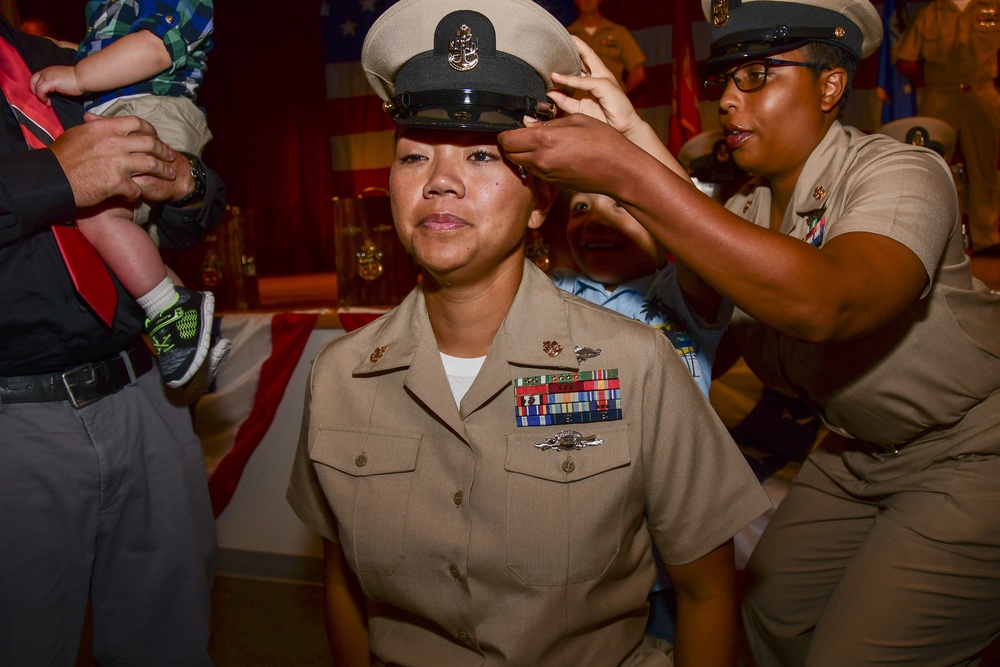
[574,345,601,362]
[534,430,605,451]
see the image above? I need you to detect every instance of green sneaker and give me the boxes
[145,287,215,388]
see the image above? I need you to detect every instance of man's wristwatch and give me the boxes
[171,152,207,207]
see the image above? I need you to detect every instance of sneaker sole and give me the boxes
[165,291,216,388]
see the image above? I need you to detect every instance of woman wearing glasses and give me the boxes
[501,0,1000,664]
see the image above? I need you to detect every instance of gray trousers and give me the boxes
[742,390,1000,666]
[0,367,216,666]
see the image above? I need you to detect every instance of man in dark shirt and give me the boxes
[0,15,224,666]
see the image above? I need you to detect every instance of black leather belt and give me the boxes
[0,341,154,409]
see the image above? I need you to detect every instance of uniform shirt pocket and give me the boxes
[311,426,421,575]
[504,426,632,586]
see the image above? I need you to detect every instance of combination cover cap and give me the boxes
[699,0,882,74]
[362,0,582,131]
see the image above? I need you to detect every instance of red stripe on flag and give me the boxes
[208,312,318,517]
[669,0,702,153]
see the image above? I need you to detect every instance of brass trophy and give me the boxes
[332,188,419,306]
[160,205,259,311]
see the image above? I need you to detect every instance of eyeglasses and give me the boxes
[703,59,824,101]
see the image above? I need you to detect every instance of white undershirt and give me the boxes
[440,352,487,407]
[953,0,972,11]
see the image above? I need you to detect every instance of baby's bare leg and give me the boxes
[76,205,167,297]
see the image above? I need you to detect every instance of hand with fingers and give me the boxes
[501,36,690,189]
[49,113,178,208]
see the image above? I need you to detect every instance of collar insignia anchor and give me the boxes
[449,24,479,72]
[534,430,605,451]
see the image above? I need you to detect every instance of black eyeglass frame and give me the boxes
[703,58,825,101]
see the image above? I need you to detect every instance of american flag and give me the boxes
[320,0,898,198]
[877,0,918,123]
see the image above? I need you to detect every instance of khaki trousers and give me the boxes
[742,390,1000,666]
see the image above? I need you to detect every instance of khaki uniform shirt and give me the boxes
[567,16,645,90]
[288,261,769,666]
[726,122,1000,447]
[894,0,1000,88]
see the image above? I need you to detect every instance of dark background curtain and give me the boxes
[16,0,336,277]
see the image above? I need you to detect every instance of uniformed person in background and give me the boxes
[286,0,770,665]
[499,0,1000,662]
[567,0,647,94]
[895,0,1000,253]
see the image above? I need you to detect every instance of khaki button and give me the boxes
[562,459,575,473]
[457,630,470,643]
[449,565,460,579]
[453,490,463,506]
[355,454,367,467]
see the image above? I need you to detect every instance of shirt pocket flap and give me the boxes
[505,425,631,483]
[312,426,420,477]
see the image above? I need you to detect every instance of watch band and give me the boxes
[171,152,207,207]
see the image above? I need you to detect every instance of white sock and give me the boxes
[136,277,177,319]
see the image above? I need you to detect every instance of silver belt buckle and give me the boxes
[61,363,100,409]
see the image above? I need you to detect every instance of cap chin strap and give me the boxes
[714,24,843,50]
[384,88,556,130]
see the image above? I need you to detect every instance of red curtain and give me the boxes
[16,0,337,277]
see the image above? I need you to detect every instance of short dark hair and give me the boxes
[800,42,858,108]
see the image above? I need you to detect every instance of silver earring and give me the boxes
[518,165,528,179]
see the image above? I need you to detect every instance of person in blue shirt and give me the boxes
[552,189,729,397]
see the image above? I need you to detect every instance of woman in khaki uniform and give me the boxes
[286,0,770,665]
[500,0,1000,664]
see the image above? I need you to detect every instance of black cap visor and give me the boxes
[388,88,555,131]
[698,36,814,76]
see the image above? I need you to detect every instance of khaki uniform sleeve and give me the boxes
[825,146,957,284]
[640,329,771,565]
[286,369,341,543]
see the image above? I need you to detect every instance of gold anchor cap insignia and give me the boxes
[542,340,563,357]
[813,186,826,201]
[448,24,479,72]
[370,346,387,363]
[712,0,730,27]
